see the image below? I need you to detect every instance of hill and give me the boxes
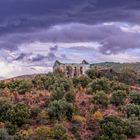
[0,70,139,139]
[92,62,140,78]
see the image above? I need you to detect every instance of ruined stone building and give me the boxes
[53,60,91,77]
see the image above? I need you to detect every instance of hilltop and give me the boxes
[0,68,139,140]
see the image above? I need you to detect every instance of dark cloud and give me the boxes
[0,0,140,54]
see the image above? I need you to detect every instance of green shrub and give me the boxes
[8,80,31,94]
[111,90,127,106]
[110,81,129,92]
[87,78,111,94]
[72,76,91,88]
[86,68,99,79]
[130,92,140,105]
[47,100,74,121]
[53,124,69,140]
[0,81,5,90]
[92,91,109,108]
[32,73,58,90]
[13,103,30,126]
[34,126,53,140]
[100,116,128,140]
[125,118,140,138]
[126,104,140,119]
[0,128,11,140]
[50,77,74,101]
[5,122,17,135]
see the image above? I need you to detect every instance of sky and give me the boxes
[0,0,140,79]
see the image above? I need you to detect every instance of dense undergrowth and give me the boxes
[0,68,139,140]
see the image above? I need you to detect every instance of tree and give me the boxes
[111,90,127,106]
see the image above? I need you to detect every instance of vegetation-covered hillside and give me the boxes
[0,68,139,140]
[92,62,140,79]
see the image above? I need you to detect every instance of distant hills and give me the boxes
[91,62,140,78]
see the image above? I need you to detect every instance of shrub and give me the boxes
[72,115,86,124]
[110,81,129,92]
[53,124,70,140]
[125,118,140,138]
[0,128,11,140]
[100,116,128,140]
[30,106,41,118]
[65,92,75,103]
[111,90,127,106]
[50,77,74,101]
[86,68,99,79]
[92,91,109,108]
[72,76,91,88]
[8,80,31,94]
[93,111,103,121]
[32,73,57,90]
[5,122,17,135]
[87,78,111,94]
[13,103,30,126]
[130,92,140,105]
[126,104,140,119]
[0,82,5,90]
[34,126,53,140]
[47,100,74,121]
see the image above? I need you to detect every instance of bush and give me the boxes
[0,128,11,140]
[32,74,56,90]
[86,68,99,79]
[65,92,75,103]
[50,77,74,101]
[47,100,74,121]
[53,124,70,140]
[87,78,111,94]
[92,91,109,108]
[100,116,128,140]
[8,80,31,94]
[5,122,17,135]
[0,82,5,90]
[110,81,129,92]
[34,126,53,140]
[93,111,103,121]
[13,103,30,126]
[72,76,91,88]
[126,104,140,119]
[72,115,86,124]
[125,118,140,138]
[111,90,127,106]
[30,106,41,118]
[130,92,140,105]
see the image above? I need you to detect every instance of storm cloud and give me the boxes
[0,0,140,79]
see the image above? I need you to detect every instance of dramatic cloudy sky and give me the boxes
[0,0,140,79]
